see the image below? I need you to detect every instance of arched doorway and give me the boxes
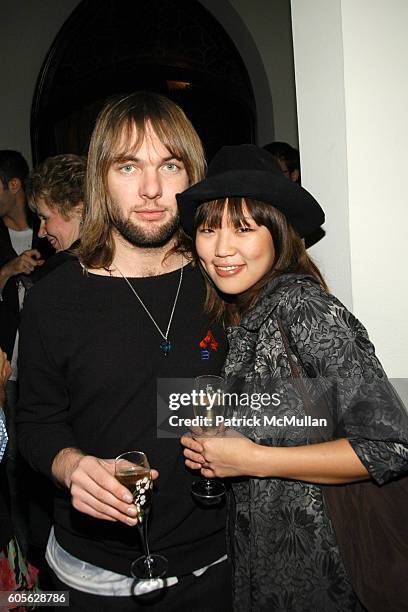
[31,0,256,164]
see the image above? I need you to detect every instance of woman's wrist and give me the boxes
[248,443,275,478]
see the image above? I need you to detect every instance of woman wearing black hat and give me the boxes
[178,145,408,612]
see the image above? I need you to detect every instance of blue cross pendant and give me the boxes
[160,340,172,356]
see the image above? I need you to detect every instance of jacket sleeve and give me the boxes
[280,282,408,485]
[16,291,77,480]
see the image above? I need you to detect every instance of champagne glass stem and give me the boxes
[137,514,153,577]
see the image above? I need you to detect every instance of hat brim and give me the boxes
[177,169,325,238]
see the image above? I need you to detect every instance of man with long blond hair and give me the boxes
[16,92,230,610]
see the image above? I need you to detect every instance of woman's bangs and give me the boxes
[195,198,249,229]
[242,199,277,227]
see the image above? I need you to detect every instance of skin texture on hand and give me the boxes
[181,430,261,478]
[0,349,12,406]
[181,431,369,484]
[52,448,159,525]
[0,249,44,289]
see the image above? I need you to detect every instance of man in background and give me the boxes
[263,141,301,184]
[0,150,53,556]
[0,150,53,381]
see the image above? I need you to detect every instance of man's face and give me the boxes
[106,124,189,248]
[0,180,15,218]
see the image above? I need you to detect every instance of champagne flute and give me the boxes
[190,375,226,504]
[115,451,167,580]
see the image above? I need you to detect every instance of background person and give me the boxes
[0,150,52,374]
[16,153,87,586]
[178,144,408,611]
[0,347,38,599]
[263,140,301,184]
[0,150,53,561]
[27,153,86,278]
[263,141,323,248]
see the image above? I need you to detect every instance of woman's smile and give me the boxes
[213,263,246,277]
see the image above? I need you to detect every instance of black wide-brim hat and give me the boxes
[177,144,325,238]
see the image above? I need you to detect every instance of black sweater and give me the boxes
[17,261,227,577]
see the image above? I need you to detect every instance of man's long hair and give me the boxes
[78,91,206,269]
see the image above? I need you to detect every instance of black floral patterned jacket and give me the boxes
[222,273,408,612]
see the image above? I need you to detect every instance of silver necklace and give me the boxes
[115,262,183,356]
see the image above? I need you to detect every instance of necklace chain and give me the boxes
[115,262,184,346]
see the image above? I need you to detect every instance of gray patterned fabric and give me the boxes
[222,274,408,612]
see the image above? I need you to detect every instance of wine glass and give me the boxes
[115,451,167,580]
[190,375,226,504]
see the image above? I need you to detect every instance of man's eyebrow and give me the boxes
[111,154,138,164]
[163,155,183,162]
[111,154,182,164]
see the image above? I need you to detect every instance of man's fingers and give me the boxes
[71,486,138,525]
[70,475,136,514]
[74,457,133,503]
[68,456,159,525]
[19,257,36,274]
[25,249,41,258]
[70,461,140,525]
[99,458,116,472]
[73,500,127,523]
[20,251,44,271]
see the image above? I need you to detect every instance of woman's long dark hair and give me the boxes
[193,197,328,326]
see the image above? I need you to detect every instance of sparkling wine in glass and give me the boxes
[115,451,167,580]
[190,375,226,504]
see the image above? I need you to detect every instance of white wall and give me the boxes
[342,0,408,377]
[0,0,80,166]
[291,0,408,377]
[226,0,298,146]
[291,0,352,308]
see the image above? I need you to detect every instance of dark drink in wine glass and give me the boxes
[191,375,226,504]
[115,451,167,580]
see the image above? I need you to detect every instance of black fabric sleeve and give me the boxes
[16,293,77,480]
[280,282,408,485]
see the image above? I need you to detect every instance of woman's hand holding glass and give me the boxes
[182,428,256,479]
[188,375,227,502]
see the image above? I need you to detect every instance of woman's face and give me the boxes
[196,205,275,295]
[37,198,83,252]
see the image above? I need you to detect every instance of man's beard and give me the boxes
[111,205,180,248]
